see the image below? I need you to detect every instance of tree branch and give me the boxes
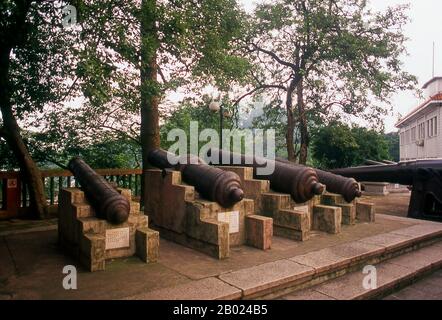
[101,125,141,145]
[251,43,297,70]
[233,84,286,107]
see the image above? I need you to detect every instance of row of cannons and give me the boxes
[58,150,375,271]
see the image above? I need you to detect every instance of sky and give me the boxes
[239,0,442,133]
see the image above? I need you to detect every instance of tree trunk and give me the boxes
[285,80,297,162]
[140,0,160,205]
[297,79,309,165]
[0,49,48,219]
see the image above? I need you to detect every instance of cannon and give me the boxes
[275,158,361,203]
[207,149,324,203]
[147,149,244,207]
[68,157,130,224]
[331,160,442,220]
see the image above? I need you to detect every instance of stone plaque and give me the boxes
[106,227,130,250]
[218,211,240,234]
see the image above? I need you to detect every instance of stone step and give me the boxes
[281,241,442,300]
[126,221,442,300]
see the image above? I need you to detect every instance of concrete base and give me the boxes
[362,182,390,196]
[144,169,273,259]
[58,188,159,272]
[221,168,376,242]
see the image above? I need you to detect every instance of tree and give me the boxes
[160,96,236,152]
[351,126,390,164]
[311,122,358,169]
[312,122,391,169]
[0,1,76,218]
[385,132,400,162]
[239,0,416,164]
[55,0,251,203]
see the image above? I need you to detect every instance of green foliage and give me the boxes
[350,126,390,165]
[36,0,252,162]
[312,122,390,169]
[385,132,400,162]
[312,122,359,169]
[4,1,77,118]
[160,97,235,151]
[1,130,140,170]
[241,0,417,161]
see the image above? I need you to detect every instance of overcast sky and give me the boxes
[240,0,442,132]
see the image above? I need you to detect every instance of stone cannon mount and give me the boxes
[58,187,159,272]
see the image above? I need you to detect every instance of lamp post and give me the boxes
[209,101,223,151]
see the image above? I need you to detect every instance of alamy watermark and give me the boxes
[166,121,276,175]
[62,5,77,28]
[62,265,77,290]
[362,265,378,290]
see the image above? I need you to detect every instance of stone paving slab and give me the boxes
[0,219,58,237]
[281,241,442,300]
[218,259,315,298]
[387,242,442,273]
[390,224,442,241]
[282,288,335,300]
[358,232,415,252]
[313,262,414,300]
[289,249,349,275]
[127,277,242,300]
[325,241,386,264]
[384,268,442,300]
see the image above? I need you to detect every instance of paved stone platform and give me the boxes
[0,214,441,300]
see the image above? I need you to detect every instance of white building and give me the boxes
[396,77,442,161]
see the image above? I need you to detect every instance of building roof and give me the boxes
[395,93,442,128]
[422,77,442,89]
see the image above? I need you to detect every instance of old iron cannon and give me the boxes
[147,149,244,207]
[332,160,442,220]
[68,157,130,224]
[275,158,361,203]
[207,149,324,203]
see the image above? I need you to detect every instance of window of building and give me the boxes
[405,129,410,144]
[418,122,425,140]
[411,127,416,142]
[427,116,438,138]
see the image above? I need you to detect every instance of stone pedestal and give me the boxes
[356,201,376,222]
[220,167,311,241]
[362,182,390,196]
[58,187,159,272]
[312,205,342,234]
[144,169,273,259]
[321,192,356,225]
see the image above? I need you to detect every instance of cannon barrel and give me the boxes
[315,169,362,202]
[275,158,361,202]
[68,157,130,224]
[147,149,244,207]
[332,160,442,220]
[208,149,324,203]
[331,160,442,185]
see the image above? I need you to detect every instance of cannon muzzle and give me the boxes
[147,149,244,207]
[275,158,361,202]
[68,157,130,224]
[208,149,324,203]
